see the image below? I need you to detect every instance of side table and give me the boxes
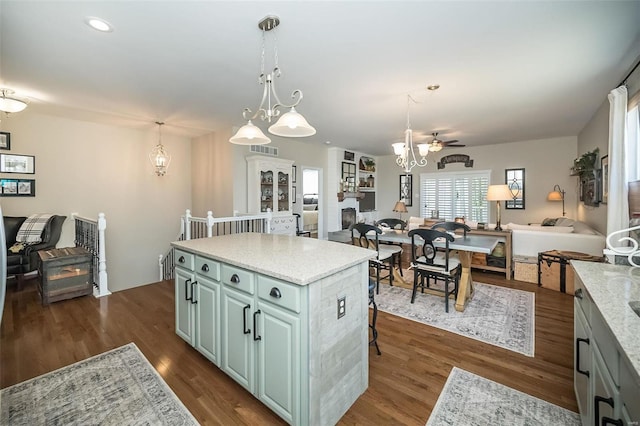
[38,247,93,305]
[468,228,512,280]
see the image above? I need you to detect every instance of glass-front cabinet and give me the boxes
[247,155,294,215]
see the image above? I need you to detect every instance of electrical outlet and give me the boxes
[337,296,346,319]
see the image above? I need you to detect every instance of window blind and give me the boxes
[420,170,490,222]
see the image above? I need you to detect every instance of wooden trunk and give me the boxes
[38,247,93,305]
[538,250,603,293]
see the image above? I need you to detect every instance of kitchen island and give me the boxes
[573,261,640,425]
[171,233,375,426]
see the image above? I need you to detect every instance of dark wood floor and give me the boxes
[1,271,577,425]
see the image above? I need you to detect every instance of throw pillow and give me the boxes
[541,217,558,226]
[555,217,575,227]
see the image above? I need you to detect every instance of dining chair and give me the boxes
[430,221,471,236]
[350,223,399,294]
[375,218,406,276]
[293,213,311,237]
[368,278,381,355]
[408,228,462,312]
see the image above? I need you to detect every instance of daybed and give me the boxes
[507,218,605,257]
[302,193,318,234]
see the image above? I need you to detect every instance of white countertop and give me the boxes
[172,233,375,286]
[572,261,640,378]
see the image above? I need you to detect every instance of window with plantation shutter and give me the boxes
[420,170,490,222]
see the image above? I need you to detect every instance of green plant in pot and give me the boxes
[364,159,375,171]
[573,147,599,175]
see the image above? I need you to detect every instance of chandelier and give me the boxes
[0,88,29,114]
[229,15,316,145]
[392,95,429,173]
[149,121,171,176]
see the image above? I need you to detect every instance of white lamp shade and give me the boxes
[417,143,429,157]
[268,107,316,137]
[547,191,564,201]
[486,184,513,201]
[392,142,405,156]
[229,120,271,145]
[0,96,28,113]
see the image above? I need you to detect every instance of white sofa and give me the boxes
[507,219,605,257]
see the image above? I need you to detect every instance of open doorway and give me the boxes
[301,167,323,239]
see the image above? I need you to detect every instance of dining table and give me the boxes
[376,229,500,312]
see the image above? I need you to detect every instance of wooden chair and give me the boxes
[430,221,470,236]
[350,223,399,294]
[368,278,381,355]
[293,213,311,237]
[408,228,462,312]
[375,218,406,276]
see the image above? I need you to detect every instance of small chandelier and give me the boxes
[0,88,29,114]
[229,15,316,145]
[149,121,171,176]
[392,95,429,173]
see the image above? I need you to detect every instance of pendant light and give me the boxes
[149,121,171,176]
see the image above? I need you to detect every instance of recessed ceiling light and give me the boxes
[85,16,113,32]
[427,84,440,91]
[325,141,331,145]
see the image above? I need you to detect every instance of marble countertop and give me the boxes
[572,260,640,379]
[172,233,375,286]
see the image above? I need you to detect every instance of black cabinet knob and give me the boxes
[231,274,240,284]
[201,264,209,272]
[178,256,185,263]
[269,287,282,299]
[574,288,583,299]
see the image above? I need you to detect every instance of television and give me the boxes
[359,191,376,212]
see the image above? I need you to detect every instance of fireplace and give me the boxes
[342,208,356,230]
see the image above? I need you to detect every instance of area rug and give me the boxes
[426,367,580,425]
[374,282,535,356]
[1,343,198,425]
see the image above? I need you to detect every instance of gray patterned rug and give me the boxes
[375,282,535,356]
[426,367,580,425]
[1,343,198,425]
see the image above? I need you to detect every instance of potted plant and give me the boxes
[572,148,599,176]
[364,159,375,172]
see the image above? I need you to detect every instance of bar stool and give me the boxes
[369,279,381,355]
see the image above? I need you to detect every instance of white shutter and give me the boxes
[420,170,490,221]
[421,178,437,218]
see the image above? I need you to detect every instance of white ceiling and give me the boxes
[1,1,639,155]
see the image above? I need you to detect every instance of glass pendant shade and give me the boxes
[268,107,316,137]
[229,120,272,145]
[392,142,405,156]
[428,143,443,152]
[149,121,171,176]
[0,89,28,113]
[417,144,429,156]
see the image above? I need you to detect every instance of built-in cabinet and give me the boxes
[247,155,295,215]
[573,270,640,426]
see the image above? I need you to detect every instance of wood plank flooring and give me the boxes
[0,271,577,425]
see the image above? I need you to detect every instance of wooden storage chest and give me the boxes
[38,247,93,305]
[538,250,603,293]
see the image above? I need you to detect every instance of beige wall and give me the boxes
[0,113,192,292]
[377,136,579,227]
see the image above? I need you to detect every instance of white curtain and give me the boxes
[606,86,629,243]
[626,105,639,182]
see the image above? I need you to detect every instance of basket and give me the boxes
[514,256,537,283]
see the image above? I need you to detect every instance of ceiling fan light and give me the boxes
[230,120,271,145]
[0,89,29,113]
[429,144,443,152]
[268,107,316,137]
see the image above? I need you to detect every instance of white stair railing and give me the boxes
[73,212,110,297]
[158,209,273,281]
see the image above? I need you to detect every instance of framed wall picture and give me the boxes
[292,185,297,203]
[292,165,297,183]
[600,155,608,204]
[1,178,36,196]
[505,168,525,209]
[344,151,355,161]
[399,174,413,206]
[0,132,10,150]
[0,153,35,174]
[581,170,600,207]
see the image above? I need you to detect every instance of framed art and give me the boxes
[580,170,600,207]
[292,185,297,203]
[292,165,297,183]
[505,168,525,209]
[601,155,609,204]
[344,151,355,161]
[1,178,35,196]
[0,153,35,174]
[399,174,413,206]
[0,132,10,150]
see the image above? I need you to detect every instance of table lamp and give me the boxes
[547,184,566,216]
[486,184,512,231]
[393,200,408,220]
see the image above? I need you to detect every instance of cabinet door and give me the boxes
[257,301,300,425]
[222,287,255,393]
[574,300,591,425]
[196,275,220,366]
[175,267,195,345]
[593,344,620,426]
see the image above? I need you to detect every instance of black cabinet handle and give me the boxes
[243,305,251,334]
[602,417,623,426]
[178,256,185,264]
[269,287,282,299]
[191,281,197,304]
[575,288,583,299]
[576,338,590,377]
[185,278,192,301]
[253,310,262,341]
[594,395,615,426]
[201,264,209,272]
[231,274,240,284]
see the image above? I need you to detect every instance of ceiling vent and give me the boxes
[250,145,279,156]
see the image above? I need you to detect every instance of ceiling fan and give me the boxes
[428,132,466,152]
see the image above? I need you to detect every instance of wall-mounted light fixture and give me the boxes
[547,184,566,216]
